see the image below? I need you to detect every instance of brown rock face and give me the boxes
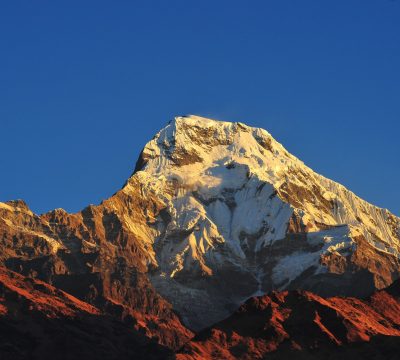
[177,280,400,360]
[0,185,193,350]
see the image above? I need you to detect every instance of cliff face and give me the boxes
[0,115,399,338]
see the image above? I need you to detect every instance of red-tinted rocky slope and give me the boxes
[2,264,400,359]
[0,266,172,360]
[177,279,400,359]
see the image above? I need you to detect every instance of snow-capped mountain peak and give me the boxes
[119,115,400,329]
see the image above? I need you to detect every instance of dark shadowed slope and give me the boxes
[0,266,172,360]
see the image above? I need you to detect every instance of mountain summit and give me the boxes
[1,115,399,334]
[121,115,400,329]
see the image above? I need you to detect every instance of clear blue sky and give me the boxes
[1,0,399,216]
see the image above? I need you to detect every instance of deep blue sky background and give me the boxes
[1,0,399,215]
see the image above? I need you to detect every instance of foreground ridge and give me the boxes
[177,278,400,359]
[1,265,400,359]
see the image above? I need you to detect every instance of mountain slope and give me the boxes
[0,197,193,349]
[0,115,399,333]
[0,266,171,360]
[177,279,400,360]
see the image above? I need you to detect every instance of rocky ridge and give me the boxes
[177,279,400,360]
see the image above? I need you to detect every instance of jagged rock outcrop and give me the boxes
[0,115,399,335]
